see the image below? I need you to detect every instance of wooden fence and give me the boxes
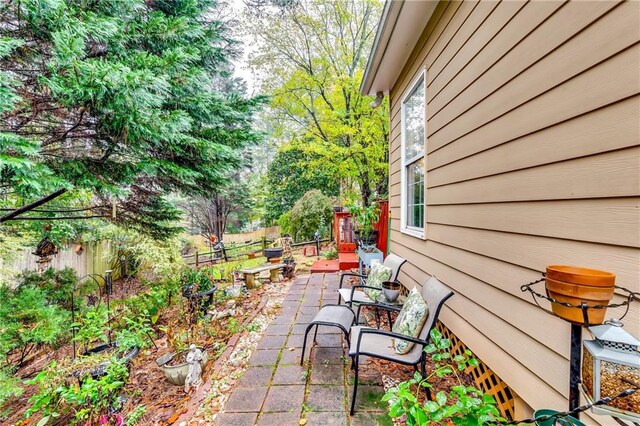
[183,237,330,268]
[222,226,281,244]
[5,241,115,280]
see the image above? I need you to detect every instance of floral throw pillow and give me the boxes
[392,287,429,354]
[364,260,392,300]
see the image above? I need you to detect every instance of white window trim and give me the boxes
[400,69,426,240]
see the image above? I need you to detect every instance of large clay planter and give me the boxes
[545,266,615,325]
[156,347,209,386]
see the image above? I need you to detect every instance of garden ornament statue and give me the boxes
[184,344,204,393]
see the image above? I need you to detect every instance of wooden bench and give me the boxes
[239,263,285,289]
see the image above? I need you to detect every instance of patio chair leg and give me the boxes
[356,304,362,324]
[350,356,359,415]
[386,310,393,330]
[375,306,380,329]
[301,323,314,366]
[313,323,319,342]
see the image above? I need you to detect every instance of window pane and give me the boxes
[406,158,424,229]
[403,78,425,160]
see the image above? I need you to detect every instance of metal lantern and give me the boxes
[581,319,640,422]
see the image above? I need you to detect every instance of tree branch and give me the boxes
[0,188,68,223]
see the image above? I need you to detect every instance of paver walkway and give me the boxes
[215,273,393,426]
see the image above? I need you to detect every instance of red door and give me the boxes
[334,212,356,252]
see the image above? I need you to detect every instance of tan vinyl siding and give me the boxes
[386,1,640,423]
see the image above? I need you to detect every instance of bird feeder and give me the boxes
[581,319,640,422]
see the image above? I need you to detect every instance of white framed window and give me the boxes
[400,70,426,239]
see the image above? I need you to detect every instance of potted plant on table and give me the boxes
[346,200,381,250]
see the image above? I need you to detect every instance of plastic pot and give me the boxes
[533,409,586,426]
[156,347,209,386]
[264,247,284,260]
[354,230,378,247]
[76,342,139,379]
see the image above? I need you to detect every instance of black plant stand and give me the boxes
[521,278,637,419]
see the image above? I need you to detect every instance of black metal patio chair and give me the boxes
[337,253,406,306]
[348,275,454,415]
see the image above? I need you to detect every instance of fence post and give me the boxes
[195,251,199,268]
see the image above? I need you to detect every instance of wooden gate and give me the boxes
[334,212,356,253]
[333,199,389,255]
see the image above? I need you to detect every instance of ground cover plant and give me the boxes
[383,329,505,426]
[0,252,279,424]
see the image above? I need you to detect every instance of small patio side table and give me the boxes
[300,304,356,365]
[369,293,406,329]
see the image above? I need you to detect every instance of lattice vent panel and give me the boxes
[436,321,515,420]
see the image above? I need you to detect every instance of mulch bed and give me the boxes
[2,277,271,426]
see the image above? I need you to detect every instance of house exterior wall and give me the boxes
[386,1,640,423]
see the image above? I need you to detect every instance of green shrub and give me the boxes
[288,190,333,241]
[71,305,109,354]
[0,286,70,367]
[17,267,80,310]
[25,357,129,424]
[382,329,504,425]
[114,313,155,351]
[0,367,23,412]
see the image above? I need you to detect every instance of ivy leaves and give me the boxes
[382,329,505,426]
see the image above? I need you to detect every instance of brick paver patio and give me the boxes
[215,273,393,426]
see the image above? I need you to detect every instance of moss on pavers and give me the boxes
[304,411,347,426]
[262,385,306,412]
[248,349,281,366]
[310,347,347,364]
[224,386,269,412]
[238,366,273,387]
[256,411,302,425]
[350,411,394,426]
[281,347,307,365]
[314,333,344,348]
[264,323,292,335]
[213,412,258,425]
[310,363,344,385]
[347,385,387,413]
[256,334,288,349]
[272,364,307,385]
[286,334,307,347]
[306,385,346,412]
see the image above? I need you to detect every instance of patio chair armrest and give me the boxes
[350,285,379,303]
[355,328,427,354]
[339,272,367,289]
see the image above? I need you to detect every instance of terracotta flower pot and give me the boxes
[545,265,615,325]
[546,265,615,287]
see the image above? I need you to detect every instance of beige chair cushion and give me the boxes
[363,260,392,300]
[349,326,423,365]
[391,287,429,354]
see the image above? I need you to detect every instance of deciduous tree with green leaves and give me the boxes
[264,142,340,223]
[0,0,265,238]
[245,0,388,206]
